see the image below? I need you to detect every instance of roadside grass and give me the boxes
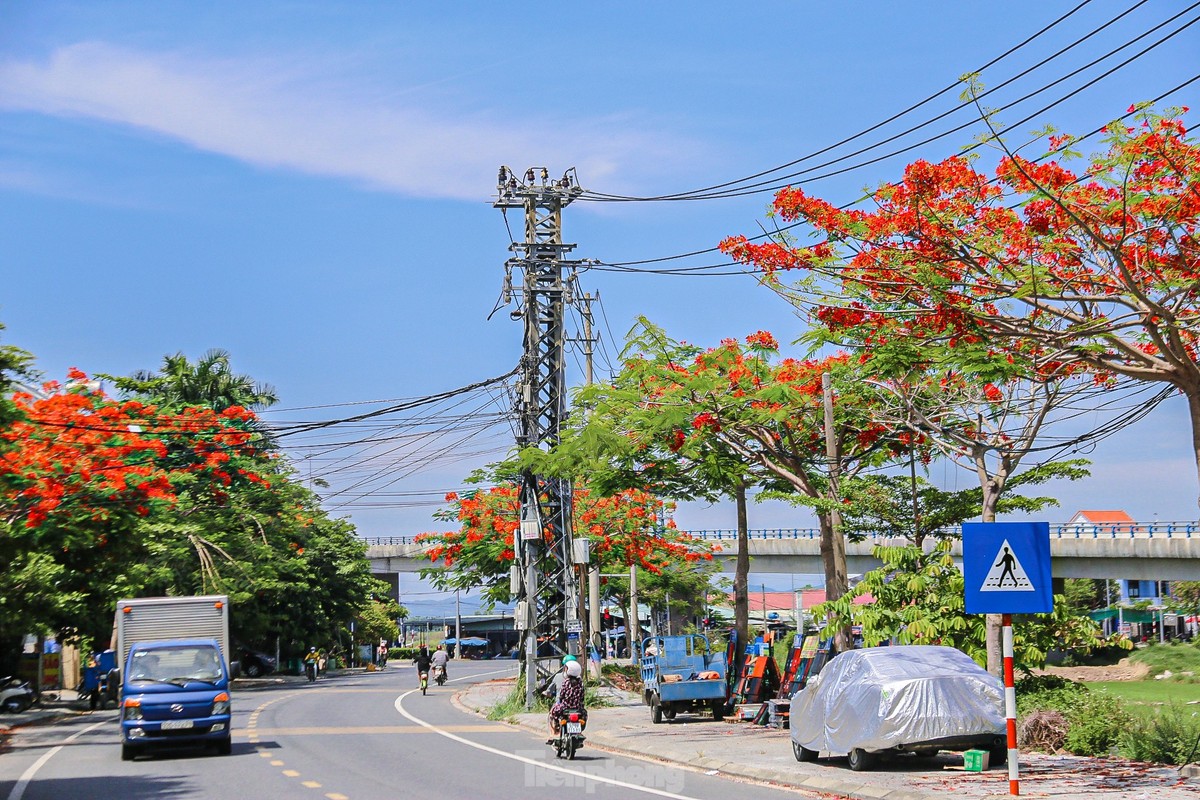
[1083,680,1200,718]
[1128,641,1200,678]
[487,676,613,723]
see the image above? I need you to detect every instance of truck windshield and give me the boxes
[128,646,222,683]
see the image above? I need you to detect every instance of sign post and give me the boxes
[963,521,1053,797]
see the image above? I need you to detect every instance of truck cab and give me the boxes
[119,638,233,760]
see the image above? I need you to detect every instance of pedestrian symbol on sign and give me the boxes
[979,539,1035,592]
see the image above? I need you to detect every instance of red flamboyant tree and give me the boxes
[722,105,1200,508]
[416,482,715,605]
[0,370,265,636]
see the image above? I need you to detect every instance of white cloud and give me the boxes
[0,42,691,201]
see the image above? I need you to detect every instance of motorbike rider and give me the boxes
[413,646,432,686]
[303,647,320,679]
[430,644,450,682]
[547,655,586,740]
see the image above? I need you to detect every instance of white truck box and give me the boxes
[114,595,231,670]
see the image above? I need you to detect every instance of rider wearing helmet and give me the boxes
[548,655,587,739]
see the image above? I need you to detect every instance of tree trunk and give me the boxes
[980,487,1003,676]
[818,511,850,652]
[734,481,750,655]
[1188,385,1200,516]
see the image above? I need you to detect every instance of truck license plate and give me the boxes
[566,722,582,734]
[161,720,194,730]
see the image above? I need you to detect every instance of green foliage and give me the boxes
[1171,581,1200,609]
[351,599,404,647]
[1119,702,1200,765]
[1014,674,1089,716]
[1062,690,1131,756]
[1061,579,1118,614]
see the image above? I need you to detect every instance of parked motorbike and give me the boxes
[419,671,429,695]
[553,709,586,760]
[432,664,446,686]
[0,676,34,713]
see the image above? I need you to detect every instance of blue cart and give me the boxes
[640,634,727,723]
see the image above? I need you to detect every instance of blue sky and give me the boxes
[3,0,1200,587]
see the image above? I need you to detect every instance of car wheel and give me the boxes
[792,743,820,767]
[793,741,818,762]
[989,744,1008,766]
[121,744,139,761]
[215,736,232,756]
[244,663,262,678]
[848,748,875,772]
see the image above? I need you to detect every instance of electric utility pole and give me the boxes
[496,166,585,708]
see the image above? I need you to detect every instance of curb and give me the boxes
[453,678,948,800]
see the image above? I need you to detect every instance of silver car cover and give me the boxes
[790,645,1005,756]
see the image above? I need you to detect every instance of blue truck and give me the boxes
[640,634,727,723]
[114,595,236,761]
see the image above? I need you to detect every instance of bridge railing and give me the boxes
[363,521,1197,548]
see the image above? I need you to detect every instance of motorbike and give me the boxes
[304,660,318,683]
[0,676,34,713]
[419,671,429,695]
[432,664,446,686]
[553,709,586,760]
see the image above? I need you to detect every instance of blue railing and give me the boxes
[362,521,1198,547]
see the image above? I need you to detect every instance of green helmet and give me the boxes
[561,654,578,665]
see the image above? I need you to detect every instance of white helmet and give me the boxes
[564,660,583,678]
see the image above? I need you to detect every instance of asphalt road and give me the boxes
[1,661,814,800]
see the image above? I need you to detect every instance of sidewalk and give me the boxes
[456,677,1200,800]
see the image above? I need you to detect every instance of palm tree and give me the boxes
[110,349,278,412]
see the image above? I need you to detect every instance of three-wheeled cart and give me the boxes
[640,634,727,723]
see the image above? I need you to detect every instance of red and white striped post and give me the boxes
[1002,613,1019,795]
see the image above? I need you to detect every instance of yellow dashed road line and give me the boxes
[250,688,356,800]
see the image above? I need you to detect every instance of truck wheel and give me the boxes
[121,744,138,761]
[651,698,663,724]
[215,736,232,756]
[662,705,676,721]
[989,744,1008,767]
[793,741,817,762]
[710,700,725,721]
[848,748,875,772]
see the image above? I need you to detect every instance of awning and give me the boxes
[1088,608,1158,624]
[442,637,489,647]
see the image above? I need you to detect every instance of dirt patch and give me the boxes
[1033,655,1150,683]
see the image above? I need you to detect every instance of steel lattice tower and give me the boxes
[495,166,583,707]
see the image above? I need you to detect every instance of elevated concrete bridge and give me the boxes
[366,522,1200,581]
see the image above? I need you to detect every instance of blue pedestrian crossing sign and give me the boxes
[963,522,1053,614]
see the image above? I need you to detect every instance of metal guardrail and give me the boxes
[363,521,1198,547]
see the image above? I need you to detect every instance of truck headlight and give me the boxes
[211,692,230,716]
[123,698,143,721]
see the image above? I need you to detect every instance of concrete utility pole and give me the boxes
[578,292,602,655]
[454,590,462,660]
[495,166,584,708]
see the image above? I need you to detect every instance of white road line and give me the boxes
[8,719,110,800]
[393,688,701,800]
